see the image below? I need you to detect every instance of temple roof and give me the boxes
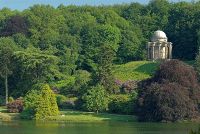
[151,30,167,42]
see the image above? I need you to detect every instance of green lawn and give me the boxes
[113,61,159,82]
[0,106,20,121]
[46,110,137,122]
[0,107,136,122]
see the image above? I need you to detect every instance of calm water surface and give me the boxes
[0,121,199,134]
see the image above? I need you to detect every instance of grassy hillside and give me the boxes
[113,61,159,82]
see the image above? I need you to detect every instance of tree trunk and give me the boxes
[5,74,8,105]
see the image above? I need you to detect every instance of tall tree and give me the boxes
[14,47,61,94]
[0,37,16,104]
[95,45,117,93]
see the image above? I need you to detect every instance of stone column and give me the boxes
[169,43,172,59]
[152,43,155,61]
[165,44,167,59]
[147,42,150,60]
[168,42,172,59]
[158,43,161,59]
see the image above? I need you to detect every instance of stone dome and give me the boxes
[151,30,167,42]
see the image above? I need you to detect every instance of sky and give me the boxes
[0,0,192,11]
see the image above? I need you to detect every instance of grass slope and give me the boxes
[113,61,159,82]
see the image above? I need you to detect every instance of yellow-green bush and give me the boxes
[35,84,59,120]
[22,84,59,120]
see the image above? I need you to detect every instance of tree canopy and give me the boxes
[1,1,200,99]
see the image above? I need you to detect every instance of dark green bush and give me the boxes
[82,84,108,113]
[64,97,77,109]
[108,92,137,114]
[137,60,200,122]
[0,95,5,106]
[56,94,77,109]
[56,94,67,108]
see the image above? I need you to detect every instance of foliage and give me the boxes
[0,37,17,104]
[0,95,5,106]
[21,88,42,119]
[82,84,108,113]
[56,94,67,108]
[35,84,59,120]
[72,70,91,96]
[137,60,200,122]
[1,1,200,114]
[61,97,77,109]
[13,48,62,95]
[14,48,60,83]
[80,24,121,71]
[121,80,139,93]
[8,97,14,103]
[53,76,75,96]
[7,97,23,113]
[108,94,136,114]
[22,84,59,120]
[95,45,118,93]
[195,54,200,76]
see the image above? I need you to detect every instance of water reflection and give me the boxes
[0,121,199,134]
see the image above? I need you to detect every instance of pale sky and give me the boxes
[0,0,192,11]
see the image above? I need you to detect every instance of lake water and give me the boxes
[0,121,199,134]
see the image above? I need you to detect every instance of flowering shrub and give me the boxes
[121,80,139,93]
[7,97,23,113]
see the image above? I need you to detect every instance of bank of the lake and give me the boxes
[0,107,136,122]
[46,110,137,122]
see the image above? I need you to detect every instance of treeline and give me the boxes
[0,0,200,99]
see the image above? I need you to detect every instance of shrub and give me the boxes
[8,97,14,103]
[7,98,23,113]
[82,84,108,113]
[35,84,59,120]
[22,84,59,120]
[152,60,198,88]
[64,97,77,109]
[108,94,133,114]
[56,94,67,108]
[137,60,200,122]
[22,89,40,119]
[56,95,77,109]
[138,82,198,121]
[54,77,75,96]
[121,80,139,93]
[72,70,91,96]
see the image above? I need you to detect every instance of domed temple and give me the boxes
[147,30,172,61]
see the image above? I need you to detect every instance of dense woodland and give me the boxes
[1,0,200,121]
